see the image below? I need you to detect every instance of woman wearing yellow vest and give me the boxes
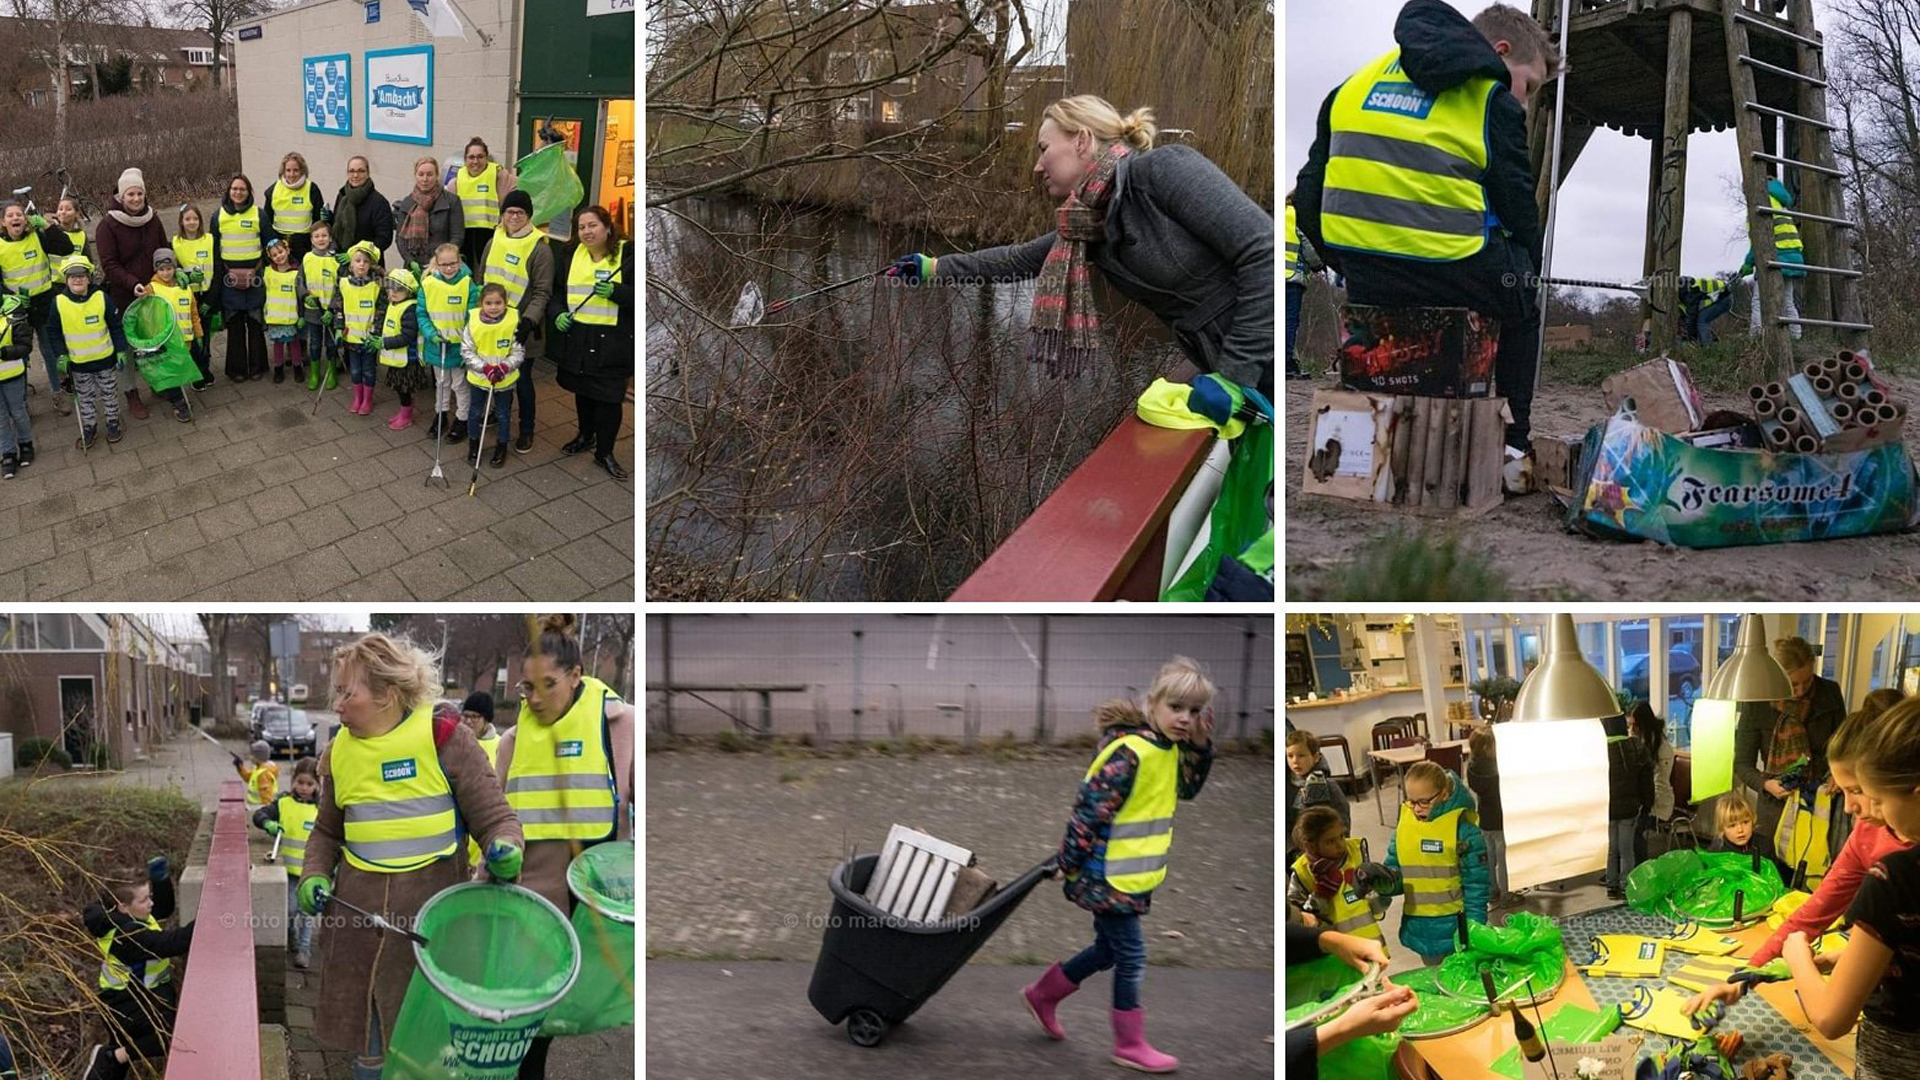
[297,632,524,1069]
[171,205,216,390]
[1369,762,1490,965]
[480,189,553,456]
[451,137,514,271]
[261,151,328,263]
[79,859,195,1080]
[1024,659,1216,1074]
[1287,806,1390,953]
[212,173,269,381]
[552,206,632,479]
[253,756,322,968]
[488,614,635,1079]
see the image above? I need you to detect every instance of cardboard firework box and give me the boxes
[1337,304,1499,398]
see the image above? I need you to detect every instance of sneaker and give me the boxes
[514,431,533,454]
[77,426,95,450]
[292,949,310,970]
[174,401,192,423]
[106,420,123,443]
[17,440,32,466]
[490,443,508,468]
[1,453,16,479]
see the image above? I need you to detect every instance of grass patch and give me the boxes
[1287,526,1515,600]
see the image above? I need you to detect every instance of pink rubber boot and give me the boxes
[388,404,414,430]
[1020,963,1078,1040]
[349,385,365,414]
[1110,1008,1178,1073]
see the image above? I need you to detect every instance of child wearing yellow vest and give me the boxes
[1024,659,1216,1074]
[331,242,387,415]
[79,859,195,1080]
[1288,805,1390,954]
[260,238,306,384]
[300,222,341,391]
[141,250,198,424]
[419,243,476,445]
[460,282,523,469]
[45,256,131,449]
[171,205,215,390]
[1371,761,1489,966]
[0,292,32,478]
[378,267,429,430]
[253,756,321,968]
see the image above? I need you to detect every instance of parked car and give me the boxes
[259,705,316,759]
[1620,648,1702,708]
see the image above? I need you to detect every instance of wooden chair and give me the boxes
[1424,742,1464,778]
[1315,735,1359,797]
[1409,712,1430,741]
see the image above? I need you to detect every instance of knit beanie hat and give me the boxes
[501,189,533,216]
[151,248,176,269]
[117,168,146,199]
[250,740,271,762]
[462,691,494,723]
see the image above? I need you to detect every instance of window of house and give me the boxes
[880,100,903,123]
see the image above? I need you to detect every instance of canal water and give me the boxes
[645,196,1182,601]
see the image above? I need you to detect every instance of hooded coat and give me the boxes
[1380,767,1489,959]
[1739,178,1809,279]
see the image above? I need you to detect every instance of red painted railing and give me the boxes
[949,413,1214,601]
[165,780,260,1080]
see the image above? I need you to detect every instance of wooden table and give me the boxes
[1397,917,1855,1078]
[1366,740,1469,826]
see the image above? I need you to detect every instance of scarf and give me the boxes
[401,187,437,249]
[335,179,373,248]
[108,200,154,229]
[1029,141,1130,379]
[1307,851,1346,901]
[1769,693,1811,773]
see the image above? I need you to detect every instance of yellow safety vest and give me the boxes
[56,290,113,363]
[274,792,320,877]
[0,231,53,297]
[565,241,622,327]
[482,228,543,307]
[149,279,197,342]
[1770,193,1803,256]
[506,676,621,842]
[218,205,262,263]
[1073,732,1177,894]
[1323,48,1499,262]
[478,733,500,767]
[1667,954,1746,993]
[421,273,472,341]
[270,180,316,235]
[456,162,502,230]
[330,702,458,873]
[302,250,339,311]
[263,265,300,326]
[1773,792,1833,886]
[64,228,87,256]
[378,298,416,367]
[1284,203,1304,284]
[0,317,21,382]
[96,915,171,992]
[338,278,381,345]
[1583,934,1668,978]
[1290,838,1387,951]
[1394,801,1476,917]
[465,308,521,389]
[172,234,214,294]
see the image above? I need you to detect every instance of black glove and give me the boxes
[513,319,534,343]
[1354,861,1394,896]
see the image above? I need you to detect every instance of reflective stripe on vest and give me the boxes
[1395,802,1473,917]
[1323,49,1498,262]
[1773,791,1833,883]
[506,676,620,841]
[97,915,171,991]
[275,793,320,876]
[149,280,197,341]
[0,233,53,296]
[422,273,472,339]
[565,241,623,326]
[457,162,502,229]
[331,702,458,872]
[1770,193,1803,255]
[1290,839,1388,946]
[173,235,214,293]
[270,180,315,235]
[57,290,113,362]
[466,308,521,389]
[1076,731,1177,893]
[1284,203,1304,284]
[483,228,543,306]
[339,279,381,344]
[302,251,339,309]
[264,266,300,325]
[219,205,262,262]
[0,318,20,381]
[379,298,416,367]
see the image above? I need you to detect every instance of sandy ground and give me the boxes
[1284,366,1920,600]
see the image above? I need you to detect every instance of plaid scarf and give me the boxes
[1028,141,1131,379]
[1769,695,1811,773]
[1307,851,1347,901]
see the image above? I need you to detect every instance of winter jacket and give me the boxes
[1381,767,1488,959]
[94,197,170,313]
[1288,762,1351,834]
[80,874,195,1009]
[330,181,396,256]
[1740,178,1809,278]
[1294,0,1540,319]
[1466,754,1504,832]
[1608,735,1655,822]
[478,228,556,328]
[0,223,84,325]
[43,283,131,372]
[260,177,328,246]
[461,315,525,380]
[487,689,637,913]
[1732,677,1846,798]
[381,301,422,365]
[933,143,1275,397]
[553,238,635,404]
[1750,820,1913,965]
[390,187,468,271]
[1055,721,1214,916]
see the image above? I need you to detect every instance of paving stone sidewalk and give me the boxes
[0,348,633,600]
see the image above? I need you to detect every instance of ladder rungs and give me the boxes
[1733,10,1823,49]
[1750,150,1843,177]
[1745,101,1836,132]
[1779,316,1873,330]
[1767,261,1861,278]
[1740,55,1829,88]
[1757,205,1856,228]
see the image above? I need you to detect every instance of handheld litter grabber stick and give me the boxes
[267,828,282,864]
[314,885,430,948]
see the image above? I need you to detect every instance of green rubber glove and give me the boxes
[409,261,422,280]
[297,875,331,916]
[56,354,68,373]
[305,294,321,310]
[321,310,335,327]
[592,279,616,299]
[263,819,283,836]
[554,311,572,332]
[27,214,46,232]
[483,841,523,882]
[0,294,24,317]
[115,352,128,368]
[334,251,350,267]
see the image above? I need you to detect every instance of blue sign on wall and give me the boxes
[367,1,381,22]
[302,53,351,136]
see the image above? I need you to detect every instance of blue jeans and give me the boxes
[0,375,29,453]
[34,316,60,395]
[1606,817,1638,891]
[468,380,514,446]
[346,345,377,386]
[305,322,336,369]
[286,882,314,952]
[1285,281,1305,374]
[1061,912,1145,1010]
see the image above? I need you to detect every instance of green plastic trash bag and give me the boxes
[121,294,198,393]
[514,143,585,228]
[1436,912,1568,1005]
[1286,955,1398,1080]
[1626,849,1784,928]
[1391,965,1491,1038]
[1489,1004,1624,1079]
[1163,423,1274,601]
[541,841,635,1036]
[384,883,581,1080]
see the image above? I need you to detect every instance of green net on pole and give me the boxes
[120,295,199,394]
[1286,955,1399,1080]
[384,883,580,1080]
[542,841,635,1036]
[514,143,585,229]
[1435,912,1568,1006]
[1626,849,1785,927]
[1162,424,1274,601]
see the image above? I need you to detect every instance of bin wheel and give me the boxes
[847,1008,888,1048]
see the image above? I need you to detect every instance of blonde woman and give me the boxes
[1733,635,1846,847]
[886,95,1275,402]
[392,156,467,280]
[262,150,327,262]
[297,632,523,1073]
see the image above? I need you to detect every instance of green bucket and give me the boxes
[541,841,635,1036]
[384,883,580,1079]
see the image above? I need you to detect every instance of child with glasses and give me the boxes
[1366,761,1489,966]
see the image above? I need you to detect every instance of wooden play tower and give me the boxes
[1527,0,1869,371]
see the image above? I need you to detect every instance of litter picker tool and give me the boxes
[426,341,453,489]
[319,887,430,948]
[1540,276,1650,296]
[468,381,498,496]
[730,270,879,327]
[313,327,345,416]
[267,829,282,863]
[566,267,624,319]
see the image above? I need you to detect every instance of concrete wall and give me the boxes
[232,0,519,266]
